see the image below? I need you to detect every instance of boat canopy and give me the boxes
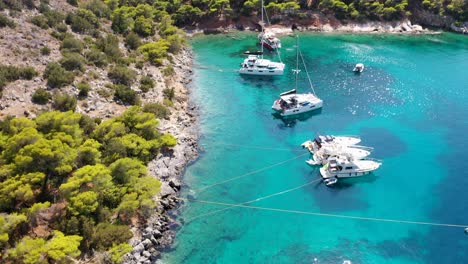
[244,51,263,55]
[280,89,296,96]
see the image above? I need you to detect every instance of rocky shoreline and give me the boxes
[123,48,199,264]
[188,18,448,37]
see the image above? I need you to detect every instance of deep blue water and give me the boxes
[162,32,468,263]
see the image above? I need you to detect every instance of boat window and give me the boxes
[345,166,353,170]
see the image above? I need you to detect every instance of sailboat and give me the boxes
[271,36,322,116]
[238,0,285,76]
[257,5,281,51]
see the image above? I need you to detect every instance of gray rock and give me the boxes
[142,239,152,249]
[134,243,145,253]
[143,251,151,258]
[160,182,176,197]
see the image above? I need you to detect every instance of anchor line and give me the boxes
[196,152,309,192]
[179,196,468,229]
[201,142,305,152]
[182,178,322,223]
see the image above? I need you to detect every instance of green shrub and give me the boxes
[139,76,154,92]
[163,98,173,107]
[108,66,136,86]
[124,32,141,50]
[52,92,77,111]
[43,62,74,88]
[91,223,132,251]
[30,15,49,29]
[55,23,68,32]
[84,0,111,18]
[138,40,170,65]
[32,88,51,104]
[114,85,140,105]
[0,65,37,89]
[133,16,154,36]
[20,67,37,80]
[44,10,65,28]
[60,53,86,71]
[66,9,99,34]
[77,82,91,97]
[40,46,51,56]
[162,65,175,77]
[142,102,171,119]
[0,14,15,28]
[162,87,175,101]
[85,49,107,67]
[95,35,122,62]
[60,36,83,53]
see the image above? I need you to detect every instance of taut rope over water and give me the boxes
[179,197,468,230]
[182,178,322,223]
[196,152,309,192]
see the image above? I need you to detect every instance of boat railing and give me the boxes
[349,145,374,151]
[360,157,383,163]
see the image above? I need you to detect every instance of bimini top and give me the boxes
[244,51,263,55]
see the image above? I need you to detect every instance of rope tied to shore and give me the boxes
[196,152,309,192]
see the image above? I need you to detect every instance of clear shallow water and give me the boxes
[162,33,468,263]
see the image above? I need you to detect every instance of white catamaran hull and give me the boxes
[239,67,284,76]
[272,99,323,116]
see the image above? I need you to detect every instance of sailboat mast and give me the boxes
[260,0,264,57]
[295,35,299,91]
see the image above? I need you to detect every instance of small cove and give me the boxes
[163,32,468,263]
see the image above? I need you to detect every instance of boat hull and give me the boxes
[320,167,373,179]
[240,68,284,76]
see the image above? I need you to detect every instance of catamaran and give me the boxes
[271,36,322,116]
[239,0,285,76]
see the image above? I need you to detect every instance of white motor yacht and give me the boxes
[320,155,382,179]
[353,63,364,73]
[306,144,372,166]
[301,135,362,153]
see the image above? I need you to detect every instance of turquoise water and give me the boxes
[162,33,468,263]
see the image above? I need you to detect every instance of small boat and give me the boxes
[324,177,338,186]
[320,155,382,179]
[301,135,361,153]
[353,63,364,73]
[272,36,322,116]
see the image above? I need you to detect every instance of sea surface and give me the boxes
[162,32,468,263]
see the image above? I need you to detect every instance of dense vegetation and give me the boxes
[0,107,176,263]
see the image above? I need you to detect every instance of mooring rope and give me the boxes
[196,152,309,192]
[201,142,304,152]
[180,196,468,229]
[183,178,322,223]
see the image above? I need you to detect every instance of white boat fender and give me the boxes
[464,227,468,235]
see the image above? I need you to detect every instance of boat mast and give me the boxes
[295,35,299,91]
[260,0,264,58]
